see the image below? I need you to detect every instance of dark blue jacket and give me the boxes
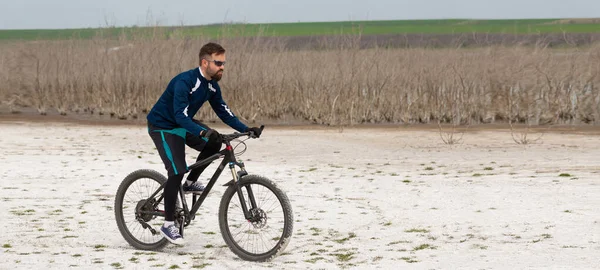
[147,67,248,135]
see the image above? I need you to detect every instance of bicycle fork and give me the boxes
[229,161,258,221]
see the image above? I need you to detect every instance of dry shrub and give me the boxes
[1,29,600,126]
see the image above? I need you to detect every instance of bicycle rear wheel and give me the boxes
[114,169,169,250]
[219,175,294,262]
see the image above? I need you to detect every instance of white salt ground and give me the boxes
[0,121,599,269]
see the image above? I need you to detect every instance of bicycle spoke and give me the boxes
[225,182,287,255]
[118,176,165,245]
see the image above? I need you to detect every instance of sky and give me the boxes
[1,0,599,30]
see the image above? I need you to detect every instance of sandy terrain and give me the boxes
[0,119,599,269]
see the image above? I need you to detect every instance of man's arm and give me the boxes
[209,89,248,133]
[173,80,205,135]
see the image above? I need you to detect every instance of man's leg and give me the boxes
[185,122,222,185]
[148,124,188,245]
[163,174,182,222]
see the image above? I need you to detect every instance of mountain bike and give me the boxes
[114,126,294,262]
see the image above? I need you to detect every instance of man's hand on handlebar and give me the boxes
[246,126,263,138]
[200,125,263,142]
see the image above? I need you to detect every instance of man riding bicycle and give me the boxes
[146,42,262,245]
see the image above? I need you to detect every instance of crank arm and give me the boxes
[137,218,159,235]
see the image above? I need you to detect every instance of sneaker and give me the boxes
[160,224,185,245]
[183,181,205,194]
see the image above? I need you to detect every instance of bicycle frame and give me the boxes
[139,136,257,227]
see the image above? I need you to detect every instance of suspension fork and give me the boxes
[228,149,258,220]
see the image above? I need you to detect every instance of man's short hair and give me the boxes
[199,42,226,63]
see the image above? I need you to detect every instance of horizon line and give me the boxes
[2,17,600,31]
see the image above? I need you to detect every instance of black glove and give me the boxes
[247,126,262,138]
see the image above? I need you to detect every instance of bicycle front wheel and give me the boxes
[219,175,294,262]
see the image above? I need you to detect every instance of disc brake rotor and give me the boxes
[249,208,268,229]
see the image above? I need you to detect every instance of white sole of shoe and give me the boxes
[160,230,186,245]
[183,190,204,195]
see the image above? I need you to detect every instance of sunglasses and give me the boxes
[204,59,226,67]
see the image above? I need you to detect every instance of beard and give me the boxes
[211,70,223,81]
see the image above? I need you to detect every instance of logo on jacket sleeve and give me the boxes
[221,104,233,116]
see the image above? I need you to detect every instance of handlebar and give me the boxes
[220,125,264,142]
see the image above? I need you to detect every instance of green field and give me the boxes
[1,18,600,41]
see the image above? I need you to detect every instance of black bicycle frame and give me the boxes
[185,146,234,217]
[141,139,256,222]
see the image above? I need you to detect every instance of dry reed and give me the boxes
[1,29,599,126]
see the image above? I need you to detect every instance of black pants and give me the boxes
[148,121,221,221]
